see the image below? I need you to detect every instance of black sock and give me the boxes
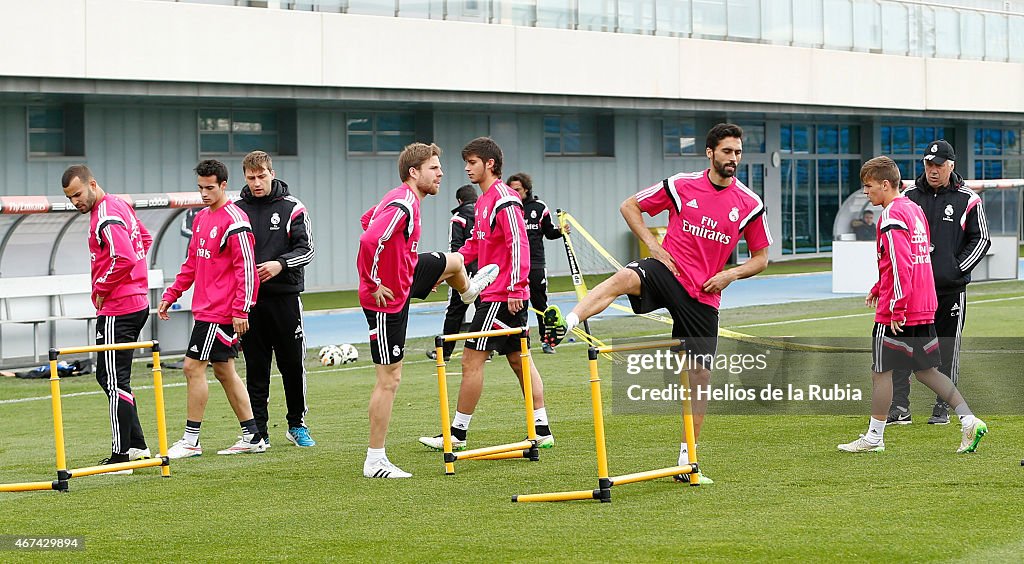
[535,425,551,437]
[450,427,467,441]
[240,418,259,441]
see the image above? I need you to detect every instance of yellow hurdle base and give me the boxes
[68,457,167,478]
[455,440,536,461]
[513,464,698,503]
[0,480,61,493]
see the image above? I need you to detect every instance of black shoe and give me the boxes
[99,454,133,475]
[886,405,912,425]
[425,350,437,360]
[927,402,950,425]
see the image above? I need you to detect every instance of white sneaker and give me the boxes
[460,264,500,304]
[837,434,885,453]
[363,458,412,479]
[535,434,555,448]
[957,419,988,453]
[167,440,202,459]
[217,436,268,455]
[418,434,466,451]
[127,447,151,461]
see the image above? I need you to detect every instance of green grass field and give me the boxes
[1,280,1022,561]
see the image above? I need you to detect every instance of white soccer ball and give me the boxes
[338,343,359,365]
[318,345,344,367]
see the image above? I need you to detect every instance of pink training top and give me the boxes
[458,179,530,301]
[870,195,937,326]
[163,202,258,324]
[89,194,153,316]
[635,170,772,309]
[357,185,421,314]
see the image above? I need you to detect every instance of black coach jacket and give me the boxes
[236,179,315,296]
[523,196,563,269]
[903,172,991,295]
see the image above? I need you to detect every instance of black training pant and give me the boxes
[95,308,149,455]
[242,294,308,437]
[528,267,549,336]
[891,290,966,409]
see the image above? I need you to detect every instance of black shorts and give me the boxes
[625,258,719,364]
[465,301,529,356]
[186,321,240,363]
[872,322,941,373]
[409,252,447,301]
[364,305,409,365]
[361,252,448,366]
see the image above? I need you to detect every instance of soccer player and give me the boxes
[426,184,478,363]
[61,165,153,472]
[359,142,498,479]
[544,123,772,484]
[507,172,567,354]
[235,151,317,447]
[887,139,991,426]
[418,137,555,452]
[157,160,266,458]
[838,156,986,453]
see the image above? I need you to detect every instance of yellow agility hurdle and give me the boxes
[0,341,170,493]
[513,338,699,503]
[433,327,540,475]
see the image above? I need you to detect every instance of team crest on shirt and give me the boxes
[530,209,537,219]
[270,212,281,230]
[392,345,401,357]
[729,207,740,222]
[943,204,954,222]
[210,226,218,238]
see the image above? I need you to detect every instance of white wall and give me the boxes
[3,0,1022,113]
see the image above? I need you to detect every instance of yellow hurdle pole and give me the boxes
[48,350,69,492]
[0,481,59,493]
[520,329,537,443]
[455,440,534,460]
[68,458,164,478]
[680,352,700,486]
[513,489,599,503]
[56,341,154,355]
[150,343,171,478]
[589,348,612,502]
[442,327,523,342]
[610,465,694,486]
[434,336,456,475]
[469,450,530,461]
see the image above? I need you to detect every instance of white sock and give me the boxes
[565,312,579,332]
[866,417,885,443]
[366,447,386,465]
[678,442,689,465]
[452,411,473,431]
[533,407,548,426]
[953,402,976,428]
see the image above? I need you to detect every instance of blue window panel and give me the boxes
[984,160,1003,179]
[891,126,911,154]
[913,127,933,153]
[29,131,64,154]
[740,123,765,152]
[233,110,277,133]
[839,125,859,153]
[347,115,373,132]
[28,108,63,129]
[198,109,231,132]
[974,160,983,179]
[377,113,415,132]
[817,125,838,154]
[1007,129,1021,155]
[543,116,561,134]
[234,133,278,154]
[781,159,794,254]
[983,129,1003,155]
[792,125,810,153]
[377,134,414,154]
[199,133,229,154]
[348,134,373,153]
[974,129,983,154]
[880,126,891,154]
[544,136,561,155]
[781,125,792,153]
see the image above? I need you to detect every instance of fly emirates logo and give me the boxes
[681,215,731,245]
[910,217,931,265]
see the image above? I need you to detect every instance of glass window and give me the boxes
[578,0,616,32]
[792,0,823,47]
[199,109,281,155]
[852,0,880,52]
[726,0,759,40]
[933,8,959,59]
[617,0,657,35]
[880,126,891,154]
[794,159,817,253]
[816,125,838,154]
[985,13,1008,62]
[544,115,599,156]
[1006,129,1020,155]
[961,11,985,60]
[655,0,690,36]
[663,120,698,156]
[781,160,794,254]
[739,123,765,153]
[762,0,792,44]
[693,0,727,37]
[346,112,417,156]
[880,1,908,55]
[781,124,792,153]
[27,107,65,157]
[1009,16,1024,62]
[792,125,811,153]
[823,0,853,49]
[891,126,911,154]
[839,125,859,153]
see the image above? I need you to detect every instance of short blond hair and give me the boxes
[242,150,273,173]
[398,143,442,182]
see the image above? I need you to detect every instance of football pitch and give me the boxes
[1,280,1022,561]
